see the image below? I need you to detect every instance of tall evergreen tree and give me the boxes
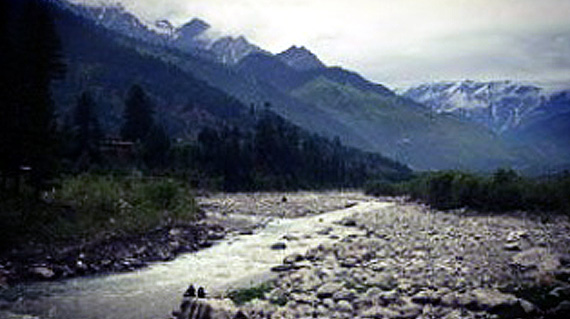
[72,91,102,169]
[0,0,65,193]
[143,123,171,168]
[121,84,154,142]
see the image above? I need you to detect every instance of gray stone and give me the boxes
[271,264,295,272]
[366,273,398,290]
[30,266,55,279]
[317,227,333,235]
[464,289,526,319]
[378,290,400,304]
[323,298,335,308]
[284,253,304,264]
[339,218,357,227]
[336,300,353,313]
[282,234,299,241]
[333,289,357,301]
[270,242,287,250]
[503,242,521,251]
[411,290,441,305]
[549,285,570,299]
[340,257,358,268]
[317,283,344,299]
[549,300,570,319]
[399,302,423,319]
[361,306,399,319]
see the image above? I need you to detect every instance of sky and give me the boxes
[71,0,570,91]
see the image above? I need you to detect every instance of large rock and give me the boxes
[511,247,561,272]
[317,282,344,299]
[361,306,399,319]
[461,289,527,318]
[270,242,287,250]
[30,266,55,280]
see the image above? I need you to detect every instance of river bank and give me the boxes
[224,202,570,319]
[2,192,570,319]
[0,192,370,319]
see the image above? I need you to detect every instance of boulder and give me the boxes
[511,247,561,272]
[270,242,287,250]
[336,300,353,313]
[317,282,344,299]
[283,253,304,264]
[462,289,527,319]
[30,266,55,280]
[361,306,399,319]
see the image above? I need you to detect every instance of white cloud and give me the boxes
[70,0,570,90]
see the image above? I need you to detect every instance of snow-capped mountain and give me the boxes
[68,2,165,44]
[277,45,326,71]
[403,80,547,134]
[208,36,263,65]
[63,1,263,65]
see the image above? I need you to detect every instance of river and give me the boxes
[4,200,390,319]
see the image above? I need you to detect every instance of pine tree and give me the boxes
[121,84,154,143]
[0,0,65,194]
[72,91,102,169]
[143,123,171,169]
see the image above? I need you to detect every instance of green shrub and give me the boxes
[0,173,199,249]
[365,169,570,215]
[226,282,275,305]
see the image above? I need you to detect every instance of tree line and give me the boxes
[366,169,570,214]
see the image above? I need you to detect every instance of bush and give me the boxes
[226,282,275,305]
[44,174,197,241]
[366,169,570,215]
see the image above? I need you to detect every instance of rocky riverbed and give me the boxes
[184,199,570,319]
[2,193,570,319]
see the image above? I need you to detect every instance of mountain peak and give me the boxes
[177,18,210,39]
[277,45,325,71]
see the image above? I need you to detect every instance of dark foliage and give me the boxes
[366,169,570,214]
[121,84,155,142]
[0,0,65,195]
[179,110,412,191]
[66,91,103,170]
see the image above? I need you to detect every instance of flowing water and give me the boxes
[5,201,391,319]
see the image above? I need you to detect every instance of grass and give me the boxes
[226,281,280,306]
[0,173,199,250]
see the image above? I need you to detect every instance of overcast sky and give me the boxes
[71,0,570,91]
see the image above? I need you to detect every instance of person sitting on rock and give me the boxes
[184,285,196,298]
[198,286,206,298]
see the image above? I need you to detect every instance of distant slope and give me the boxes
[403,80,546,134]
[291,77,520,170]
[506,91,570,168]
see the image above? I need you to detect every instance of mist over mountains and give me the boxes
[52,0,570,173]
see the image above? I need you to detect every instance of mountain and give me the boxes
[404,81,570,171]
[277,45,326,71]
[64,1,262,65]
[51,0,250,137]
[44,0,411,184]
[55,0,554,172]
[403,80,546,134]
[506,90,570,167]
[208,36,263,65]
[289,77,520,170]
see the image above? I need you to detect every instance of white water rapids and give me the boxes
[6,201,391,319]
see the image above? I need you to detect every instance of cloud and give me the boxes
[70,0,570,90]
